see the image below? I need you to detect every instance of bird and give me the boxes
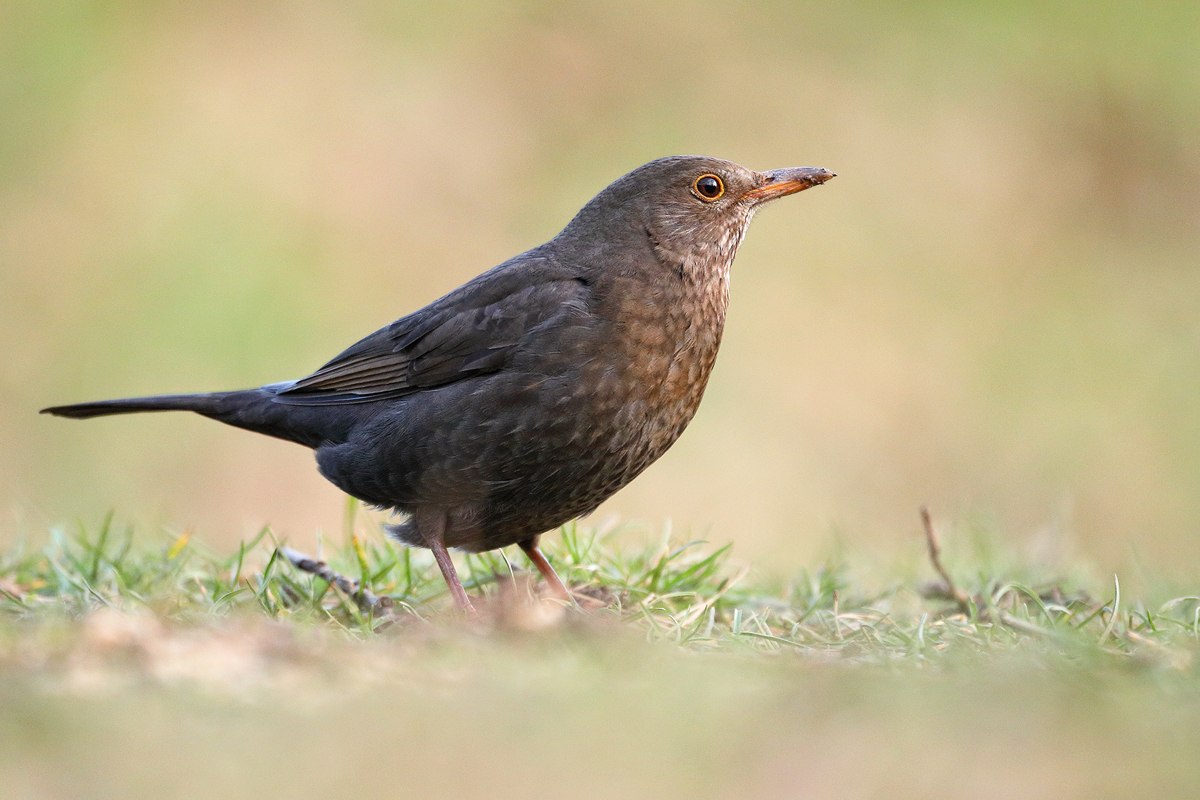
[42,155,835,613]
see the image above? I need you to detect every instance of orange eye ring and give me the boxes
[693,174,724,201]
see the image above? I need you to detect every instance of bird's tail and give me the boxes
[42,389,351,449]
[41,393,229,419]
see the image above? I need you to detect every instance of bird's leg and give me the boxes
[419,510,476,615]
[518,535,571,602]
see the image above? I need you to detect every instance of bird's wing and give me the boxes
[273,258,591,405]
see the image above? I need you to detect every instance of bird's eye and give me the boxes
[693,174,724,201]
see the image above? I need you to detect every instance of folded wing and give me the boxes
[274,258,591,405]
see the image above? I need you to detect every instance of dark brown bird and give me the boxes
[42,156,834,613]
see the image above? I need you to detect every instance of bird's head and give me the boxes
[558,155,835,278]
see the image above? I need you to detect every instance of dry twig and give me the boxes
[279,546,393,615]
[919,506,970,611]
[917,508,1054,638]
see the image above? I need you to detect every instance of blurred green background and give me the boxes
[3,0,1198,578]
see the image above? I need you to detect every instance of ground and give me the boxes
[1,509,1198,799]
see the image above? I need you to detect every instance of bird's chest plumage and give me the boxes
[631,276,725,428]
[576,258,731,481]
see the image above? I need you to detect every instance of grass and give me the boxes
[2,509,1199,799]
[3,507,1198,662]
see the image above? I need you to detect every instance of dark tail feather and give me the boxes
[41,393,230,419]
[42,389,352,449]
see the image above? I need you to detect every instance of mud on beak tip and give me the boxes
[766,166,836,187]
[746,166,837,201]
[797,167,836,185]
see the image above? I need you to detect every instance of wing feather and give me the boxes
[274,258,590,405]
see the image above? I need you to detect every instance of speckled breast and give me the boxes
[474,262,731,549]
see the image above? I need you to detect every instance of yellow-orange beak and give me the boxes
[744,166,836,204]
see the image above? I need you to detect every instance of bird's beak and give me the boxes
[744,166,836,204]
